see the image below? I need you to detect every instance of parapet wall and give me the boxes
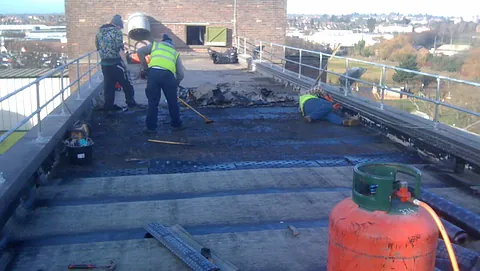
[0,71,103,232]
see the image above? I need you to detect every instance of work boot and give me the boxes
[342,118,360,127]
[142,127,158,135]
[304,116,312,123]
[99,104,123,112]
[128,103,147,110]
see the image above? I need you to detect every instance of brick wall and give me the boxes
[65,0,287,59]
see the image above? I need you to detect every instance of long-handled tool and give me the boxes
[68,260,116,270]
[177,96,214,124]
[148,139,193,146]
[309,44,342,103]
[313,43,342,87]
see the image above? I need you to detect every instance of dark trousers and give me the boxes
[145,68,181,130]
[101,63,136,108]
[304,98,343,125]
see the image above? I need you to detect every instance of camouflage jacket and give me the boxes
[95,24,123,66]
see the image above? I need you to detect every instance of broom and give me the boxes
[307,43,342,106]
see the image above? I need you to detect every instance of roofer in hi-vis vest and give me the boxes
[299,86,360,126]
[138,34,186,134]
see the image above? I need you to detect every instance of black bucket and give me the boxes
[65,137,94,165]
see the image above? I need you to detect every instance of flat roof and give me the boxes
[7,57,480,270]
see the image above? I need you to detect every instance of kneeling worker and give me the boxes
[299,88,359,126]
[138,34,186,134]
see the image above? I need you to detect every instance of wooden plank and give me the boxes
[168,224,239,271]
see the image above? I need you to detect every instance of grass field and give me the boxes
[0,132,26,154]
[382,99,477,130]
[326,58,396,85]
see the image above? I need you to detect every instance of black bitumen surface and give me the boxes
[9,104,480,271]
[57,105,418,178]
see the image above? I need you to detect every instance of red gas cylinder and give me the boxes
[327,163,438,271]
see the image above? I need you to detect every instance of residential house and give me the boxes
[430,44,471,56]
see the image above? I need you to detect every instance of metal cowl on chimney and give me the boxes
[127,12,151,41]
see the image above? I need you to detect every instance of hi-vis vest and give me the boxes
[148,42,180,74]
[299,94,318,116]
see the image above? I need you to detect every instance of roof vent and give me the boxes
[127,12,151,41]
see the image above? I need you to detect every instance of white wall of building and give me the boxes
[414,26,431,33]
[0,25,66,31]
[376,25,414,34]
[25,31,67,40]
[288,30,394,47]
[0,77,71,131]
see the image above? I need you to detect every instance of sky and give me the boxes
[1,0,478,18]
[288,0,479,18]
[2,0,65,14]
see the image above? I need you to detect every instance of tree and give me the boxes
[353,40,365,55]
[392,44,417,62]
[400,17,411,25]
[461,48,480,80]
[392,54,420,87]
[377,34,412,61]
[340,15,350,23]
[367,18,376,33]
[411,31,437,48]
[416,51,431,67]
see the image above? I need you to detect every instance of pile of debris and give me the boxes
[180,82,297,107]
[208,47,238,64]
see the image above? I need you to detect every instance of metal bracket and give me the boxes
[145,222,220,271]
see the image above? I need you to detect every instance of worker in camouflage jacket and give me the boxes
[95,15,140,111]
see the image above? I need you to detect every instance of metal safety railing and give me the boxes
[0,51,101,145]
[235,37,480,133]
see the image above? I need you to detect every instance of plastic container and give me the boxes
[65,137,94,165]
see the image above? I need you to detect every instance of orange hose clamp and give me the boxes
[327,163,438,271]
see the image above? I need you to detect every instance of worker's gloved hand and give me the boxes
[312,86,326,97]
[140,69,148,80]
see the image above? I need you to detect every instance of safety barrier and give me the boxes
[0,51,100,145]
[235,37,480,134]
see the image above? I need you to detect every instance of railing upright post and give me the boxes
[344,58,349,95]
[283,46,286,72]
[434,78,441,128]
[319,52,323,76]
[270,42,273,67]
[88,53,92,89]
[298,49,302,78]
[76,59,82,100]
[60,67,67,116]
[259,41,263,62]
[380,66,386,110]
[35,81,42,140]
[244,38,247,56]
